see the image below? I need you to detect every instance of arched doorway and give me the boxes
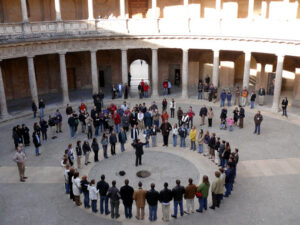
[129,59,150,96]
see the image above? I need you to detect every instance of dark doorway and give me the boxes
[175,69,181,86]
[67,68,76,90]
[168,64,180,86]
[99,70,105,87]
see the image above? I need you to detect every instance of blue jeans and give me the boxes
[163,88,168,95]
[120,143,125,152]
[100,195,110,214]
[229,125,233,131]
[225,183,233,196]
[220,100,225,107]
[198,144,203,153]
[95,126,99,136]
[39,108,44,118]
[151,135,157,147]
[220,158,225,168]
[65,183,70,194]
[118,91,122,98]
[190,141,196,151]
[254,124,260,134]
[69,125,75,138]
[153,120,159,128]
[115,124,120,133]
[145,137,150,147]
[103,145,108,158]
[173,135,177,147]
[99,121,104,132]
[144,91,149,98]
[149,205,157,221]
[180,137,186,147]
[173,201,183,217]
[227,100,231,107]
[92,200,97,212]
[83,192,90,208]
[251,101,255,108]
[124,205,132,218]
[198,197,207,211]
[33,111,36,118]
[198,92,203,99]
[35,147,39,156]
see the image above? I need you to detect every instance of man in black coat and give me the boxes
[159,182,173,222]
[97,175,110,215]
[120,179,134,219]
[199,105,208,126]
[160,119,172,146]
[146,183,160,222]
[131,139,148,167]
[171,180,185,219]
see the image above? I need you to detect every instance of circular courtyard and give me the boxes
[1,98,300,225]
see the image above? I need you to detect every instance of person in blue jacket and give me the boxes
[220,90,227,107]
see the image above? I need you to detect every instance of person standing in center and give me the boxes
[109,131,117,155]
[82,140,91,166]
[199,105,208,126]
[282,97,288,117]
[184,178,197,214]
[239,106,245,128]
[160,119,172,147]
[171,180,185,219]
[91,138,99,162]
[75,140,82,169]
[146,183,160,221]
[131,139,148,167]
[120,179,134,219]
[133,181,147,220]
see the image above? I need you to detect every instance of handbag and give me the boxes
[195,187,202,198]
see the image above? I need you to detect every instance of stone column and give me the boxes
[152,48,159,97]
[216,0,221,19]
[212,49,220,87]
[54,0,62,21]
[120,0,125,18]
[20,0,29,22]
[0,62,10,119]
[59,53,70,105]
[242,51,251,89]
[90,50,98,94]
[27,56,39,107]
[271,55,284,112]
[121,49,128,84]
[88,0,94,20]
[152,0,157,18]
[182,49,189,98]
[248,0,254,19]
[184,0,189,18]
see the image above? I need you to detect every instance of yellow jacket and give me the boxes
[189,129,197,141]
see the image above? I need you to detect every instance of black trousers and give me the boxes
[163,135,169,146]
[212,193,221,208]
[94,150,99,162]
[136,154,142,166]
[208,118,212,127]
[170,109,175,118]
[111,144,115,155]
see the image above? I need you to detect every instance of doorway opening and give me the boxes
[129,59,150,90]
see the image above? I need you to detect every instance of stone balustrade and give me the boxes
[0,18,300,42]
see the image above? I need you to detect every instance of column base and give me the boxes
[0,113,12,120]
[271,104,279,113]
[181,91,188,99]
[152,90,159,98]
[62,99,70,107]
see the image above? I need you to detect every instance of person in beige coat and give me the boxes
[209,171,223,210]
[219,168,226,200]
[197,129,204,153]
[133,181,147,220]
[207,107,214,127]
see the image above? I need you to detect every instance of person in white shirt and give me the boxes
[72,172,82,206]
[170,99,176,118]
[172,123,178,147]
[137,111,144,131]
[64,165,70,194]
[88,179,99,213]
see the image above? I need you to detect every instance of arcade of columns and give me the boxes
[0,0,291,118]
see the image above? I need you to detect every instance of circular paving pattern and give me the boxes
[88,150,203,190]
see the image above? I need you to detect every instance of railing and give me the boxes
[0,18,300,42]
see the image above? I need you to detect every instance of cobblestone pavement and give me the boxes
[1,97,300,225]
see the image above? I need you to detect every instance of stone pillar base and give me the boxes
[292,99,300,108]
[271,104,280,113]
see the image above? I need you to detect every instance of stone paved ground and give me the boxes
[1,96,300,225]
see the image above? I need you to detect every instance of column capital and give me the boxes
[121,48,128,51]
[213,49,220,53]
[27,54,35,59]
[276,53,285,59]
[151,48,158,51]
[90,49,98,53]
[244,51,252,55]
[182,48,189,52]
[58,51,66,55]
